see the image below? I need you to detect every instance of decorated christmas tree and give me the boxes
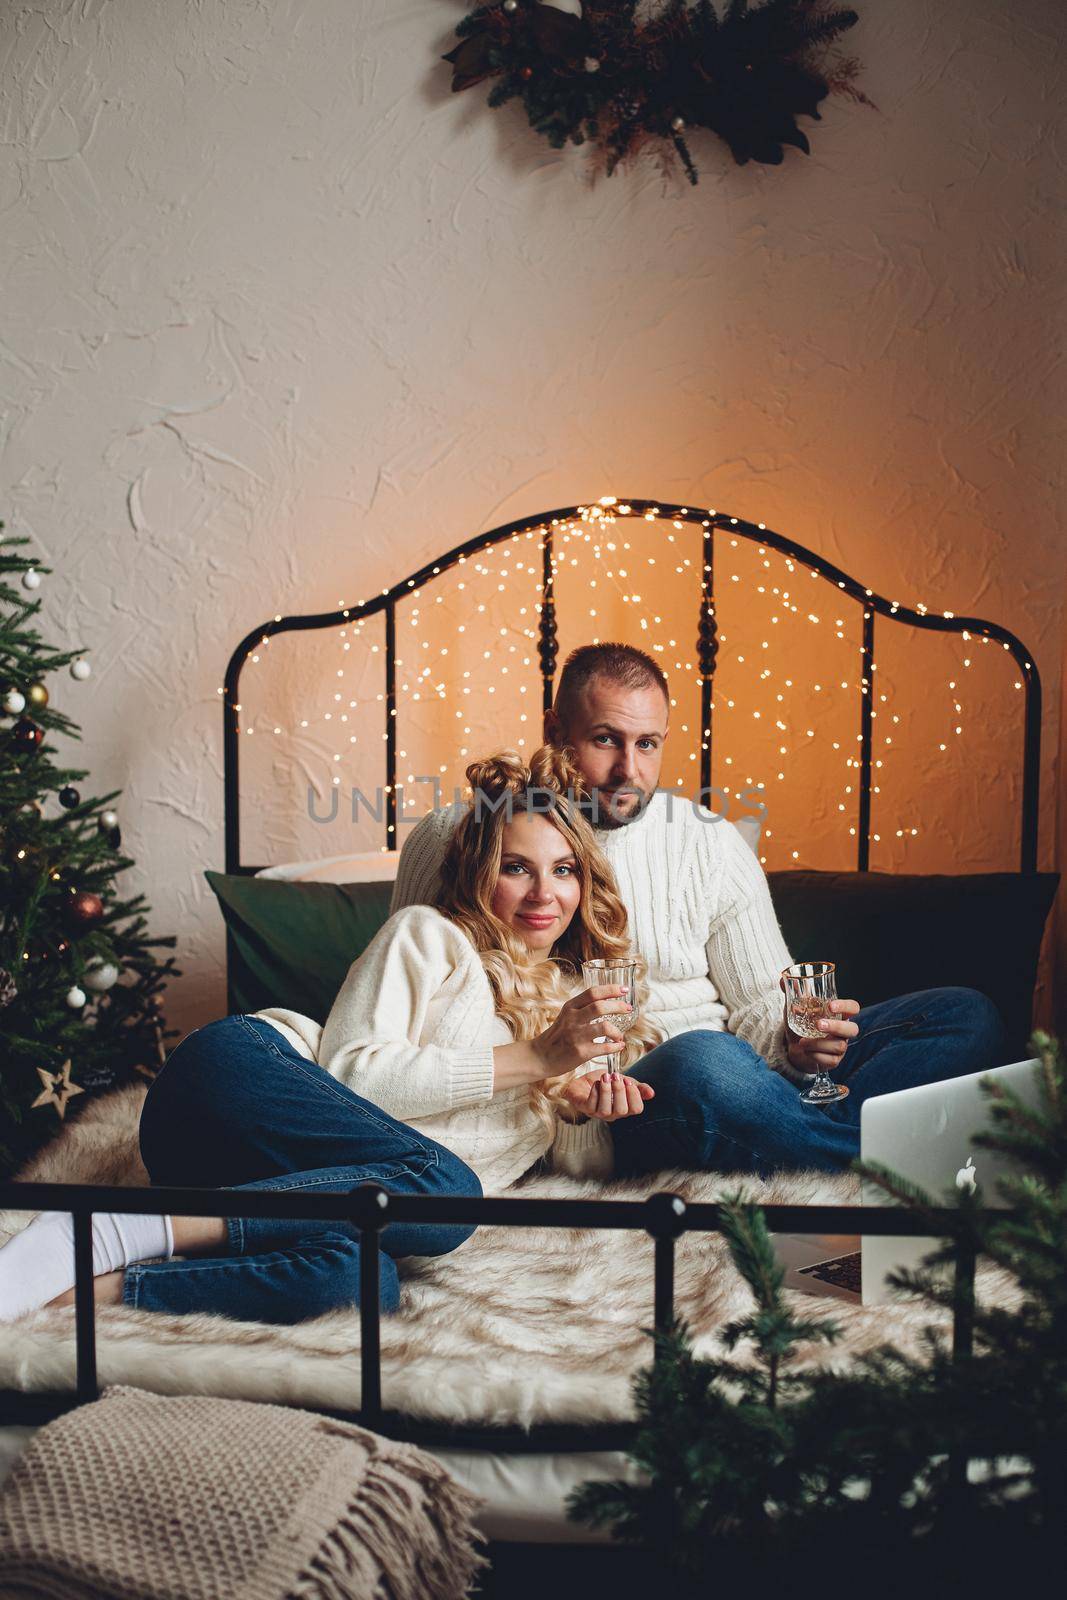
[0,524,180,1175]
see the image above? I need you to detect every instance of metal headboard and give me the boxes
[222,501,1042,876]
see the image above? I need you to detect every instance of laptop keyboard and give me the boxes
[796,1250,863,1294]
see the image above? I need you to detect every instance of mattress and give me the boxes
[0,1423,638,1545]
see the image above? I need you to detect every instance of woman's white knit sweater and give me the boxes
[254,904,612,1194]
[390,790,795,1070]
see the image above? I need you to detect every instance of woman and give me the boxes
[0,746,858,1327]
[293,747,668,1197]
[0,748,646,1327]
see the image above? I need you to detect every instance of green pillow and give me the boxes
[205,869,1058,1057]
[767,870,1059,1057]
[205,872,393,1024]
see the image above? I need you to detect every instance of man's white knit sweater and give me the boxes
[390,791,795,1070]
[254,903,613,1194]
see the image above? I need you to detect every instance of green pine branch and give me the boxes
[570,1034,1067,1566]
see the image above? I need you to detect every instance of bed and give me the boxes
[0,500,1057,1559]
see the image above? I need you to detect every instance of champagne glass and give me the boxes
[582,958,639,1075]
[782,961,849,1105]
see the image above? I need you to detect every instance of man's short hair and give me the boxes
[553,643,670,730]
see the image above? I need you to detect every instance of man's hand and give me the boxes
[558,1071,655,1122]
[783,994,860,1077]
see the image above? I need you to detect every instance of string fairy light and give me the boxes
[229,504,1020,869]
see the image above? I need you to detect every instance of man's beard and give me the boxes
[580,786,653,831]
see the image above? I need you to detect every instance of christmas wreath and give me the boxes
[443,1,868,181]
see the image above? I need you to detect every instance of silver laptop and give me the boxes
[775,1057,1042,1305]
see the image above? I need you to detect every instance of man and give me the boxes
[391,643,1006,1171]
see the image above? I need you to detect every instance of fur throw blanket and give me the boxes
[0,1087,1020,1429]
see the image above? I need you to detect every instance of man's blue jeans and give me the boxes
[610,987,1008,1178]
[130,1015,481,1324]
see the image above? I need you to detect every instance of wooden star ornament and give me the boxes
[31,1058,85,1120]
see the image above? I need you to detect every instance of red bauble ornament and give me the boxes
[65,890,105,930]
[10,717,44,753]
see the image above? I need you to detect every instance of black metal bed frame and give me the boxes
[0,1180,987,1453]
[0,501,1042,1455]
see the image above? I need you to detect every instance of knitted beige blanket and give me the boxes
[0,1386,484,1600]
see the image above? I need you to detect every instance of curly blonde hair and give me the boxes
[435,745,661,1130]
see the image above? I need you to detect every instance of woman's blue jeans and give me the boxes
[610,986,1008,1178]
[130,1014,481,1325]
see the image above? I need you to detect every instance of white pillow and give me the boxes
[255,851,402,884]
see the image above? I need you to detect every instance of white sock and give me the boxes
[0,1210,174,1322]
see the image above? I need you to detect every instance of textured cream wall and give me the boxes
[2,0,1064,1037]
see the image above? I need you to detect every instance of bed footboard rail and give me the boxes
[0,1182,985,1436]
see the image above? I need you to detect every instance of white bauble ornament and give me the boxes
[99,809,120,831]
[541,0,582,16]
[2,689,25,715]
[66,985,87,1010]
[503,0,519,10]
[70,658,91,681]
[584,56,601,73]
[83,960,119,992]
[22,568,41,591]
[670,115,686,131]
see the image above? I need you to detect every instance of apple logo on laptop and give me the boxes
[955,1155,978,1193]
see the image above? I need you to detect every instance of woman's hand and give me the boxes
[531,984,632,1078]
[492,984,632,1091]
[558,1071,655,1122]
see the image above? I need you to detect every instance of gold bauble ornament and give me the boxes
[26,682,49,710]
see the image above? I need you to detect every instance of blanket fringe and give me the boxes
[290,1443,487,1600]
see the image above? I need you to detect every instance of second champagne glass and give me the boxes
[782,960,849,1105]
